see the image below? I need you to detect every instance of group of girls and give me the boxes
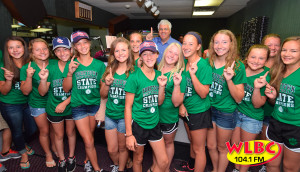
[0,28,299,172]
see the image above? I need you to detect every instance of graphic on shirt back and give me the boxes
[209,73,225,98]
[53,78,71,100]
[109,79,126,105]
[142,85,159,113]
[75,70,98,94]
[276,83,295,113]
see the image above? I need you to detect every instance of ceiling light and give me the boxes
[193,11,215,15]
[194,0,224,7]
[30,28,52,32]
[154,10,160,16]
[151,6,157,13]
[11,24,21,28]
[144,0,152,8]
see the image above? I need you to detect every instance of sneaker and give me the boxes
[58,159,67,172]
[0,163,7,172]
[95,170,109,172]
[0,149,21,162]
[232,169,240,172]
[258,165,266,172]
[174,161,194,172]
[110,165,119,172]
[66,156,76,172]
[84,160,93,172]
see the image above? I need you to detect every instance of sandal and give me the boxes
[46,160,56,168]
[25,146,35,156]
[126,158,133,169]
[20,161,30,169]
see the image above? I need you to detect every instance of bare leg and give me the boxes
[207,123,218,172]
[65,120,76,158]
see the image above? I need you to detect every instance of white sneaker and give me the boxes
[259,165,266,172]
[110,165,119,172]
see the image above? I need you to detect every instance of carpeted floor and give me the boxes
[2,128,263,172]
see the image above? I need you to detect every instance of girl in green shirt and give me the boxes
[20,38,57,168]
[176,32,212,172]
[100,37,134,172]
[231,44,270,172]
[0,36,37,169]
[124,40,168,172]
[63,31,106,172]
[265,36,300,172]
[129,31,143,68]
[38,37,76,172]
[206,30,247,172]
[149,42,185,171]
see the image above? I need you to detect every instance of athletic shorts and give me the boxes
[160,122,178,134]
[183,108,212,131]
[132,120,163,146]
[267,118,300,153]
[47,114,73,123]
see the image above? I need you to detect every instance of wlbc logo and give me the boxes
[226,140,281,166]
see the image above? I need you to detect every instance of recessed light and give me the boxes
[194,0,223,7]
[193,11,215,15]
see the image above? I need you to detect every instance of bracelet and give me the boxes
[125,134,133,137]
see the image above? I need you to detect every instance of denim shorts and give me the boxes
[29,105,46,117]
[71,105,99,121]
[211,107,237,130]
[105,115,125,133]
[235,111,263,134]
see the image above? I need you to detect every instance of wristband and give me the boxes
[125,134,133,137]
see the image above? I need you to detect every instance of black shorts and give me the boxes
[160,122,178,134]
[47,114,73,123]
[132,120,163,146]
[267,118,300,152]
[182,108,213,131]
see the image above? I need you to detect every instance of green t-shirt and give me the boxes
[105,73,128,119]
[124,68,161,129]
[20,59,57,108]
[183,58,212,114]
[46,61,71,116]
[0,64,28,104]
[272,68,300,127]
[263,67,274,117]
[237,69,269,121]
[159,71,186,123]
[0,50,3,65]
[62,58,105,107]
[134,57,140,67]
[209,61,247,113]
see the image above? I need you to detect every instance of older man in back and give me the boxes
[146,19,181,63]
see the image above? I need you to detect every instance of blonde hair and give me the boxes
[208,29,240,70]
[158,43,184,81]
[102,37,135,80]
[28,38,51,62]
[244,44,269,68]
[269,36,300,92]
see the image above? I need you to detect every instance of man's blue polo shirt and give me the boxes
[152,36,181,63]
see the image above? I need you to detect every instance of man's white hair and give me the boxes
[157,19,172,30]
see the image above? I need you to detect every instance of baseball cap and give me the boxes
[139,40,159,55]
[70,31,90,43]
[52,37,71,50]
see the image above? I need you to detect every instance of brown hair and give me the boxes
[102,37,135,80]
[208,29,240,70]
[3,36,30,82]
[243,44,269,68]
[129,31,143,42]
[269,36,300,92]
[28,38,52,62]
[261,33,281,45]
